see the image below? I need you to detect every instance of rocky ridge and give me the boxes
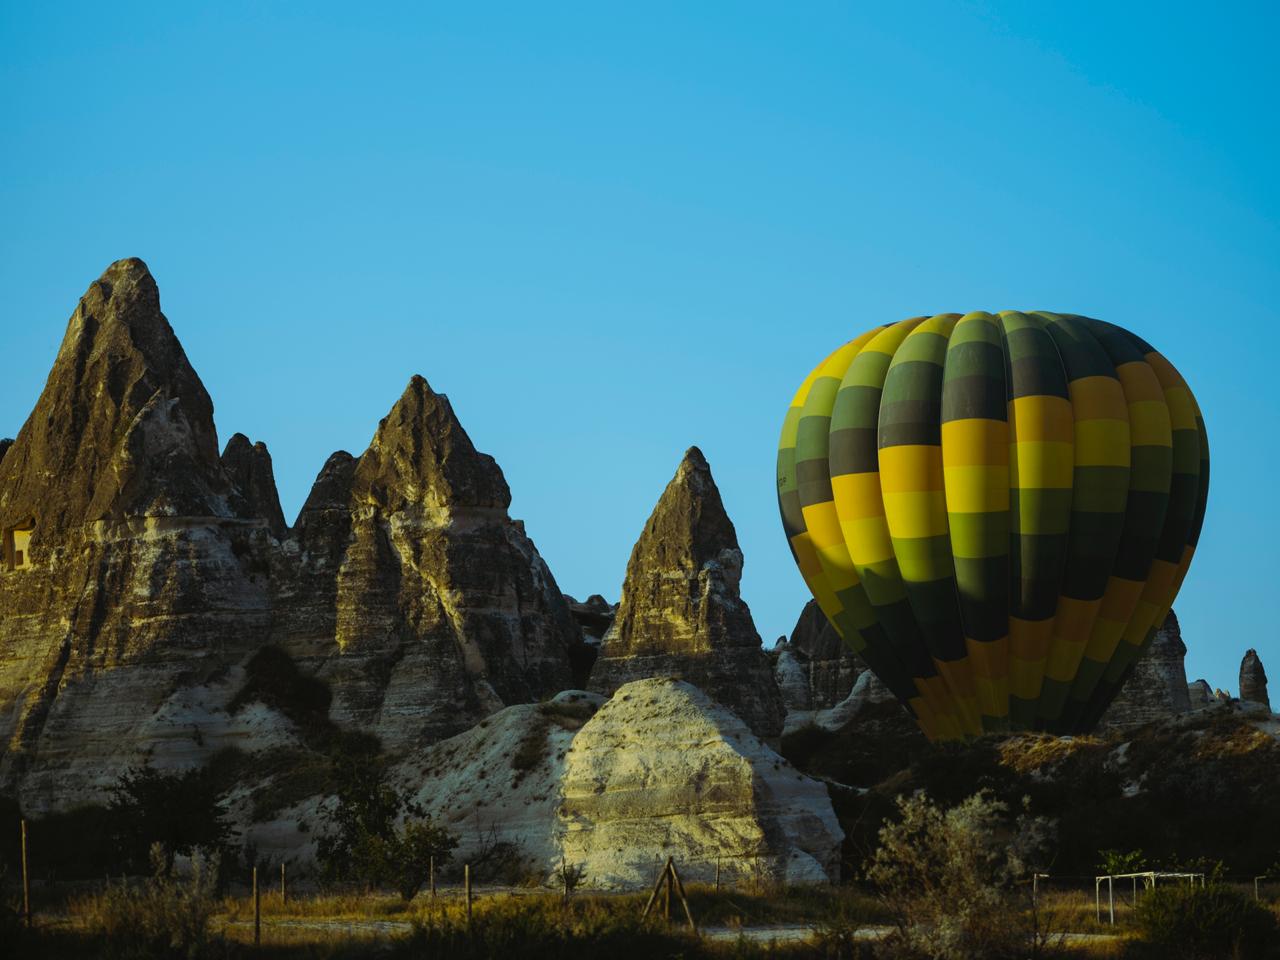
[587,448,785,743]
[0,260,576,809]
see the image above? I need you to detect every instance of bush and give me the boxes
[108,764,236,877]
[1128,883,1280,960]
[865,790,1055,960]
[72,843,221,959]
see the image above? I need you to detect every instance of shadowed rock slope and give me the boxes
[588,448,785,742]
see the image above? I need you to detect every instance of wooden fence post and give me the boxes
[430,855,436,897]
[280,862,286,904]
[253,866,261,946]
[465,864,472,925]
[715,857,721,892]
[21,819,31,929]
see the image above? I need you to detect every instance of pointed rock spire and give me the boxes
[221,433,288,538]
[353,375,509,513]
[1240,649,1270,710]
[272,378,576,747]
[589,447,785,742]
[1100,610,1192,731]
[0,257,236,533]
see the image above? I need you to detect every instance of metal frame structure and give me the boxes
[1094,871,1206,924]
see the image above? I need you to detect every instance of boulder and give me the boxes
[1240,650,1270,710]
[588,448,785,742]
[1099,611,1192,732]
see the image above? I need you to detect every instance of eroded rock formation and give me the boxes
[559,678,842,886]
[1099,611,1192,732]
[273,375,577,748]
[774,600,864,713]
[0,259,578,810]
[588,448,785,742]
[221,433,288,539]
[0,259,273,811]
[1240,650,1270,710]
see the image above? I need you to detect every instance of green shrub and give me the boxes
[1128,883,1280,960]
[866,790,1056,960]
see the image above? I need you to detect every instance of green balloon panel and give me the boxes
[776,313,1208,739]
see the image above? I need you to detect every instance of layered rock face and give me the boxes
[243,679,842,888]
[0,260,578,810]
[0,259,273,811]
[774,600,864,713]
[588,449,785,742]
[560,679,842,886]
[273,376,577,748]
[1099,611,1192,731]
[1240,650,1270,710]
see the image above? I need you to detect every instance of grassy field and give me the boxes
[5,880,1169,959]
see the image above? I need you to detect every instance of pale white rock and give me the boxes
[558,678,842,888]
[782,669,896,737]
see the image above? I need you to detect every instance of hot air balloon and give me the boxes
[777,313,1208,740]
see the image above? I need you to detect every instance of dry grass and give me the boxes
[997,733,1104,774]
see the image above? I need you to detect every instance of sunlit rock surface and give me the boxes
[588,448,785,743]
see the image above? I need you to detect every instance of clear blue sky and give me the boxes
[3,2,1276,693]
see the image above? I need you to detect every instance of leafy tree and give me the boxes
[1097,848,1146,875]
[108,763,235,876]
[317,747,457,899]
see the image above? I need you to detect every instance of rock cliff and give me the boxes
[1240,649,1270,710]
[0,260,578,810]
[587,448,785,742]
[1099,611,1192,731]
[0,259,272,812]
[272,376,577,748]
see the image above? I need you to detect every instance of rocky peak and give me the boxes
[0,258,237,535]
[221,433,288,538]
[1240,649,1270,710]
[1099,610,1192,732]
[589,447,785,742]
[352,375,510,514]
[1188,678,1213,707]
[272,381,576,747]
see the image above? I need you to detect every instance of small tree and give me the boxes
[108,763,235,876]
[1097,848,1146,876]
[317,747,457,899]
[866,789,1054,960]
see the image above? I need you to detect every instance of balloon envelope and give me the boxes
[776,313,1208,739]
